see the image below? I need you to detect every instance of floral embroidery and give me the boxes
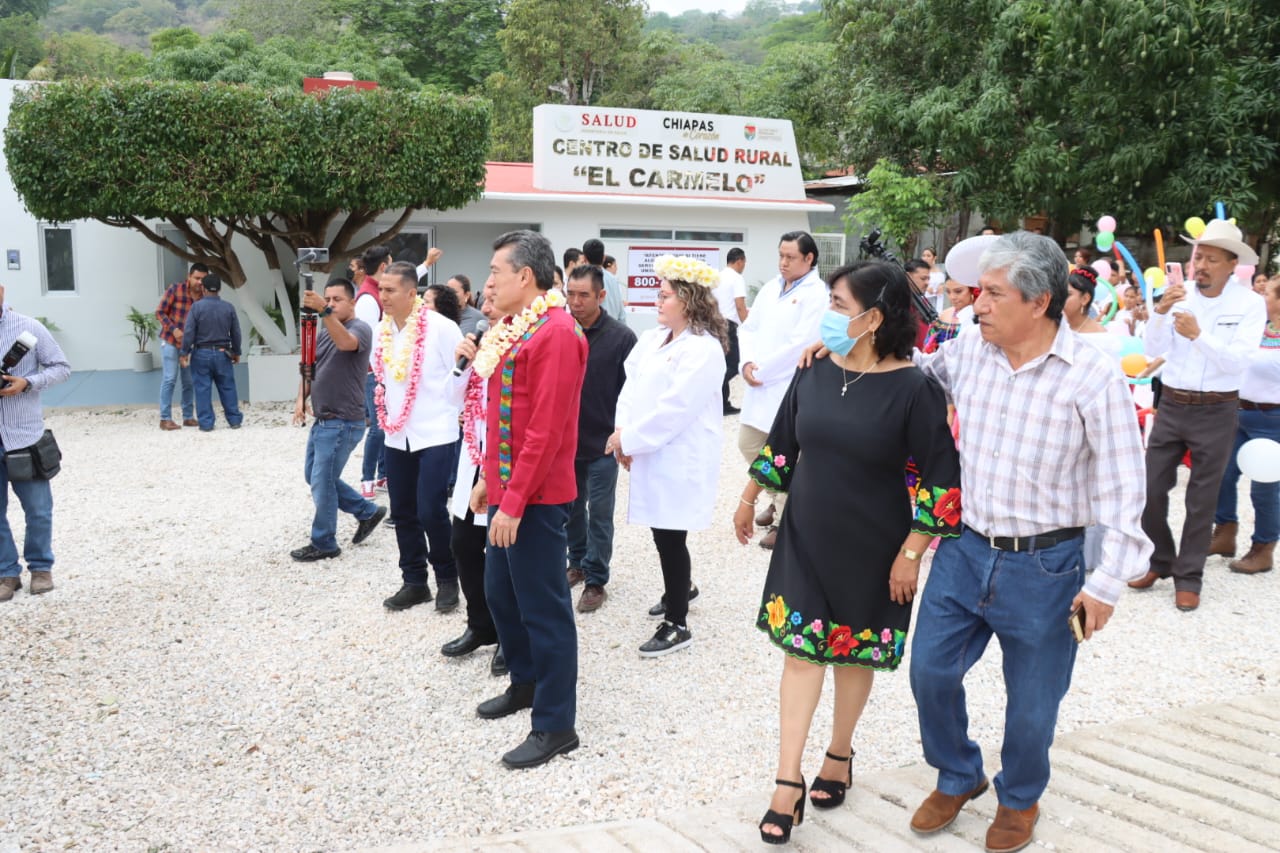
[758,595,906,668]
[774,455,786,466]
[750,443,793,491]
[496,313,554,483]
[915,484,962,533]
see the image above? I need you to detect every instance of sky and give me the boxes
[646,0,747,16]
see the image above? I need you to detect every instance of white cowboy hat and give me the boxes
[1181,218,1259,265]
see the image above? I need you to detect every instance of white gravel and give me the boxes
[0,401,1276,851]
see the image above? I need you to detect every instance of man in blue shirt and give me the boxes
[0,286,70,601]
[180,273,243,431]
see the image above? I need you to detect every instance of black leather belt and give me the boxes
[965,525,1084,552]
[194,344,229,350]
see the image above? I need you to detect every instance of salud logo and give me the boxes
[744,124,757,140]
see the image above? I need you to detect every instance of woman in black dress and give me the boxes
[733,261,961,844]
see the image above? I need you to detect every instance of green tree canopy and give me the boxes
[345,0,504,91]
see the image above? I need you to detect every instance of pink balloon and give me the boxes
[1091,259,1113,278]
[1236,264,1256,283]
[1097,215,1117,233]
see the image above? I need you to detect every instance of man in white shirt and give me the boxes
[738,232,827,549]
[374,261,466,613]
[715,247,748,414]
[355,245,392,498]
[1131,219,1266,611]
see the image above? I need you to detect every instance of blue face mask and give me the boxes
[820,308,870,356]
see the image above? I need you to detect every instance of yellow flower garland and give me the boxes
[379,296,425,383]
[472,290,566,379]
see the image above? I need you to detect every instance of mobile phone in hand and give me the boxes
[1165,262,1184,289]
[1068,605,1086,643]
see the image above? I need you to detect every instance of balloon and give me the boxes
[1236,264,1256,283]
[1216,201,1226,220]
[1096,215,1117,233]
[1184,216,1206,238]
[1144,267,1166,288]
[943,234,1001,288]
[1091,259,1113,278]
[1121,354,1149,377]
[1095,232,1115,251]
[1237,438,1280,483]
[1119,336,1144,357]
[1154,228,1166,269]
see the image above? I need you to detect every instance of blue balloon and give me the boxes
[1216,201,1227,220]
[1120,336,1144,357]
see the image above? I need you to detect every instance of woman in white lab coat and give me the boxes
[606,255,727,658]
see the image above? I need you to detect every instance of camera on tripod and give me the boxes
[859,229,897,263]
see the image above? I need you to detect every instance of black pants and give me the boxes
[451,514,496,640]
[722,321,740,406]
[653,528,690,626]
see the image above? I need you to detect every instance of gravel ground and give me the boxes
[0,401,1276,851]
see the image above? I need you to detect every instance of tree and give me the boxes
[0,0,48,17]
[223,0,344,42]
[28,30,147,79]
[0,13,45,76]
[345,0,504,91]
[5,79,490,350]
[842,159,945,257]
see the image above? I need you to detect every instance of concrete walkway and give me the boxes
[396,691,1280,852]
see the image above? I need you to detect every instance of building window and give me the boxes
[601,227,746,243]
[600,228,673,240]
[158,228,191,294]
[674,230,745,242]
[385,228,436,288]
[40,225,76,293]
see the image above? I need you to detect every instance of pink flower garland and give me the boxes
[373,303,430,434]
[462,372,486,465]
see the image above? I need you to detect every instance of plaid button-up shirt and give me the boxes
[155,280,202,347]
[918,320,1152,605]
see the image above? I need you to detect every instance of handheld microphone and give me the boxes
[453,319,490,376]
[0,331,38,387]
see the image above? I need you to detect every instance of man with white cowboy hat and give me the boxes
[1130,218,1266,611]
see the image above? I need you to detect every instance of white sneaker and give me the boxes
[360,481,376,499]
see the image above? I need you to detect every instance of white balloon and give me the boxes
[1237,438,1280,483]
[943,234,1001,288]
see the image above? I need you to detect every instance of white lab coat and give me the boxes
[616,327,725,531]
[737,268,827,432]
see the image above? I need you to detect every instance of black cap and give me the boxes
[203,273,223,292]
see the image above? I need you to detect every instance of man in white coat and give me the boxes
[737,231,828,549]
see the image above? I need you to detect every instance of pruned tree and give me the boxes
[5,79,489,351]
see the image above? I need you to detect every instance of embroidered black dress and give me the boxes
[750,360,961,670]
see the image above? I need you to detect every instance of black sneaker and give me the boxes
[639,621,693,658]
[383,583,432,611]
[290,543,341,562]
[352,506,387,544]
[647,582,699,618]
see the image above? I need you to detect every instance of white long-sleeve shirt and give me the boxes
[1144,283,1266,392]
[378,310,465,451]
[736,268,827,432]
[1241,332,1280,404]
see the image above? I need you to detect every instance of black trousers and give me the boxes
[722,321,740,406]
[653,528,691,626]
[451,508,496,640]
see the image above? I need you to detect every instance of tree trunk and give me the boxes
[227,288,292,354]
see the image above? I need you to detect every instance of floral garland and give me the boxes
[373,297,429,434]
[653,254,720,288]
[473,290,566,379]
[462,372,486,465]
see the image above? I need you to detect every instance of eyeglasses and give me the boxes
[655,292,676,304]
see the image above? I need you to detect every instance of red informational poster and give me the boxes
[626,246,721,311]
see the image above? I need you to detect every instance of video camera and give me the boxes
[858,229,898,264]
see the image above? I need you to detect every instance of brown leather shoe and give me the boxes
[1208,522,1238,557]
[1229,541,1275,574]
[985,803,1039,853]
[1175,590,1200,611]
[29,571,53,595]
[759,525,778,550]
[910,777,989,834]
[755,503,775,527]
[160,419,181,431]
[182,419,198,427]
[0,576,19,602]
[577,583,606,613]
[1127,570,1162,590]
[566,567,586,587]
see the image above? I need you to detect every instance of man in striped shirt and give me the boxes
[907,232,1151,853]
[0,287,70,601]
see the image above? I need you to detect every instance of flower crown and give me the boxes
[653,254,719,289]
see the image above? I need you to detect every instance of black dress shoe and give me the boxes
[441,627,497,658]
[477,683,534,719]
[435,578,460,612]
[291,544,341,562]
[352,506,387,544]
[383,583,432,611]
[502,729,580,769]
[491,645,508,677]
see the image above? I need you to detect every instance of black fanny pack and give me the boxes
[5,430,61,481]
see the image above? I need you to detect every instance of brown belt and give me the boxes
[1240,399,1280,412]
[1165,387,1239,406]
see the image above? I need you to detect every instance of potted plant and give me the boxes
[126,306,159,372]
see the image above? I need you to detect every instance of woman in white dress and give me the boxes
[606,255,727,657]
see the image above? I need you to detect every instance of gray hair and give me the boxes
[977,231,1069,322]
[493,230,555,291]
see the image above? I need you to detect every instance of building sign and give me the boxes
[533,105,805,201]
[626,246,721,311]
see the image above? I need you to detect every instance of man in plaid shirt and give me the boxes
[155,263,208,430]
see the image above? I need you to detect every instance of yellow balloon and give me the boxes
[1185,216,1206,238]
[1144,267,1166,288]
[1121,353,1149,378]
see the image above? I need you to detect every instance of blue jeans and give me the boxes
[486,502,577,732]
[305,418,376,552]
[1214,407,1280,543]
[910,527,1083,810]
[384,442,456,585]
[159,341,193,421]
[566,454,619,586]
[361,372,385,482]
[191,349,242,430]
[0,439,54,578]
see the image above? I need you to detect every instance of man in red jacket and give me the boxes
[467,230,588,769]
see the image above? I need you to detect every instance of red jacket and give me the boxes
[485,307,587,517]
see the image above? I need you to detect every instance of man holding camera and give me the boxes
[0,285,70,601]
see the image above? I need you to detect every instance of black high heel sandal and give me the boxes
[759,776,806,845]
[809,750,854,809]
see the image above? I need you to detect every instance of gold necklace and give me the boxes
[840,355,884,396]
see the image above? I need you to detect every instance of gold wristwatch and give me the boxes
[900,547,922,561]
